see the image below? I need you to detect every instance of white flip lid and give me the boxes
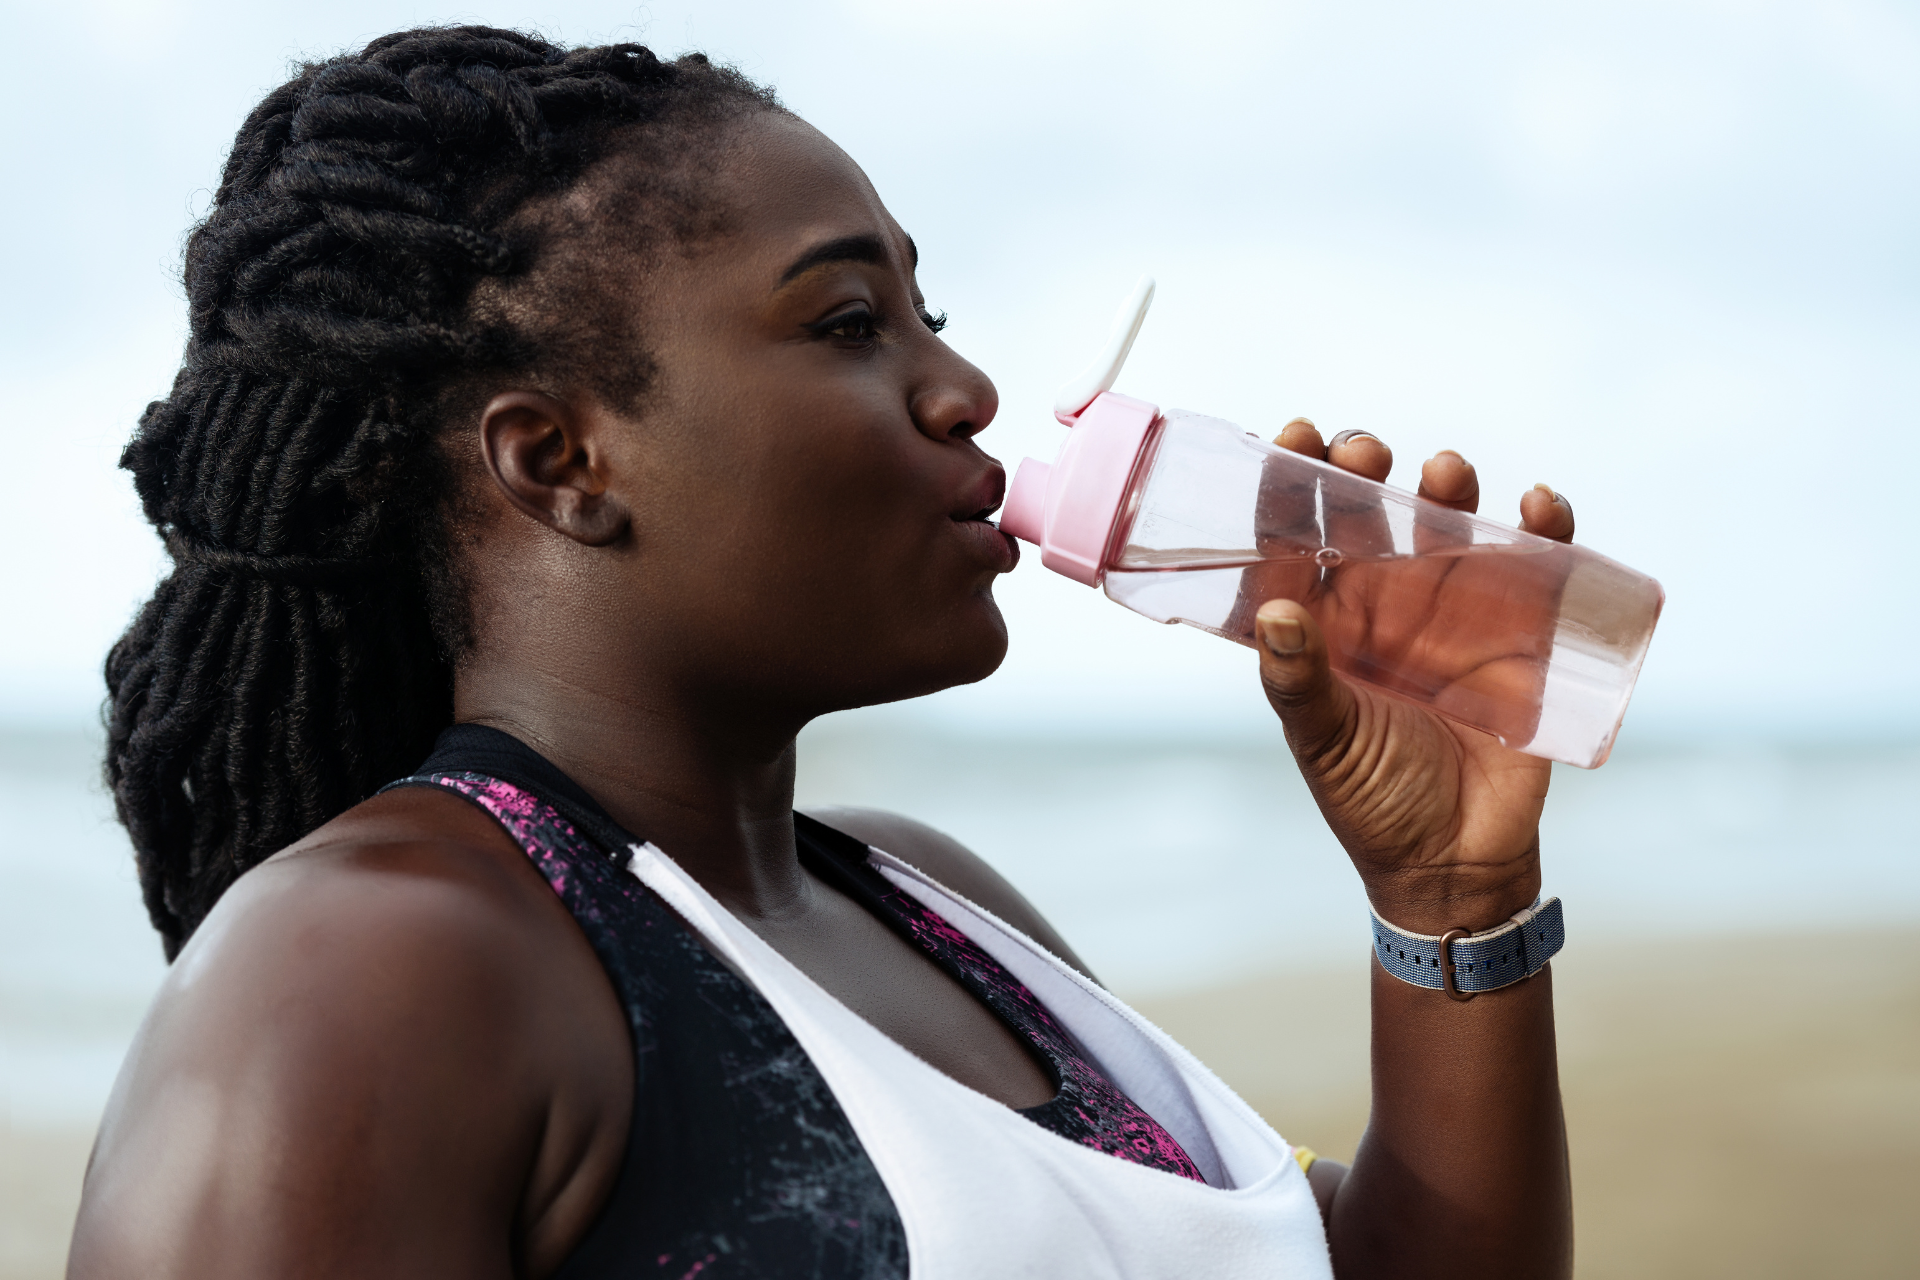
[1051,276,1155,425]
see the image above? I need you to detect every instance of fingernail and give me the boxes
[1284,416,1315,429]
[1329,429,1378,448]
[1258,612,1305,656]
[1533,483,1564,504]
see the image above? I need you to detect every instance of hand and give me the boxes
[1252,421,1576,933]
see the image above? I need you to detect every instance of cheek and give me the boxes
[708,414,934,588]
[632,366,997,679]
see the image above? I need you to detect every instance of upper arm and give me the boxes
[69,816,628,1279]
[800,805,1101,985]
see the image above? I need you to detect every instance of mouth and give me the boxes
[949,468,1019,571]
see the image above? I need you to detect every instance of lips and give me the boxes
[949,465,1019,571]
[950,510,1019,571]
[949,465,1007,524]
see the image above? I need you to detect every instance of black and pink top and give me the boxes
[388,725,1202,1280]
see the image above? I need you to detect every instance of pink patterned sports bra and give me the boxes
[389,724,1201,1280]
[856,863,1206,1180]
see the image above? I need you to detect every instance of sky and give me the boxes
[1,0,1915,742]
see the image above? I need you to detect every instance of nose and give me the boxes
[911,346,999,444]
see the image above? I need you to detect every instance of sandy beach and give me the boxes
[1133,926,1920,1278]
[6,925,1914,1278]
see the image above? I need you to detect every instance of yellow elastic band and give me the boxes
[1292,1145,1318,1174]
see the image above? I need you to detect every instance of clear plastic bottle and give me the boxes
[998,282,1663,768]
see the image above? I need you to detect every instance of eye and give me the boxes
[808,307,879,344]
[920,308,949,334]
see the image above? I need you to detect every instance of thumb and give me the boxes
[1255,599,1355,761]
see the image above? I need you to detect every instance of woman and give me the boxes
[73,26,1574,1280]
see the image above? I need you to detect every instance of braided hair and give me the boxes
[106,26,776,958]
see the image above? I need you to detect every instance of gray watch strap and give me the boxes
[1370,897,1565,996]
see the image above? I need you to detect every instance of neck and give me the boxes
[454,657,811,920]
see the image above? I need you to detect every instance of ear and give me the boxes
[478,391,630,547]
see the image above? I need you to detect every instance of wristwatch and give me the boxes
[1370,897,1564,1001]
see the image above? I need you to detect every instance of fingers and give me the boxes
[1326,429,1392,482]
[1274,417,1326,457]
[1319,429,1394,561]
[1274,419,1395,485]
[1519,483,1575,543]
[1256,598,1355,763]
[1277,422,1575,550]
[1417,450,1480,514]
[1259,419,1326,556]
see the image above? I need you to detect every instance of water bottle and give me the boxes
[997,280,1664,768]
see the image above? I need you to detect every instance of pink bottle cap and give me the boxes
[999,391,1160,586]
[1000,277,1162,586]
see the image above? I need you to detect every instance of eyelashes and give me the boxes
[808,308,879,343]
[806,305,950,344]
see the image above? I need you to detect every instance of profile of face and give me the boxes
[465,113,1012,725]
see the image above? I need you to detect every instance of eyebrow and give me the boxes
[777,233,917,287]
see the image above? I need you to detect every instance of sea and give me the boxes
[4,718,1916,1129]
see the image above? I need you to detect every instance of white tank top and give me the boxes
[626,839,1335,1280]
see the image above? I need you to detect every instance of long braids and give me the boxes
[107,26,773,958]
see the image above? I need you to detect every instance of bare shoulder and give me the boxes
[70,786,629,1280]
[801,805,1099,984]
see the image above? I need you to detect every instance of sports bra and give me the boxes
[389,724,1330,1279]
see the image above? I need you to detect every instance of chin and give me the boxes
[940,624,1010,691]
[842,597,1009,711]
[941,593,1011,686]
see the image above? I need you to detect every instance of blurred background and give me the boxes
[2,1,1915,1275]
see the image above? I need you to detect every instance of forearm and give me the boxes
[1327,927,1571,1279]
[1248,437,1584,1277]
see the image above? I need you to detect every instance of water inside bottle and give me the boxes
[1101,411,1662,767]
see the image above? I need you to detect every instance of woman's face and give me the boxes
[490,113,1013,723]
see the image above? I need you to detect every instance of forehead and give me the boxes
[699,114,909,276]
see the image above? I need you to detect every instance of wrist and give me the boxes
[1362,863,1541,935]
[1370,893,1564,999]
